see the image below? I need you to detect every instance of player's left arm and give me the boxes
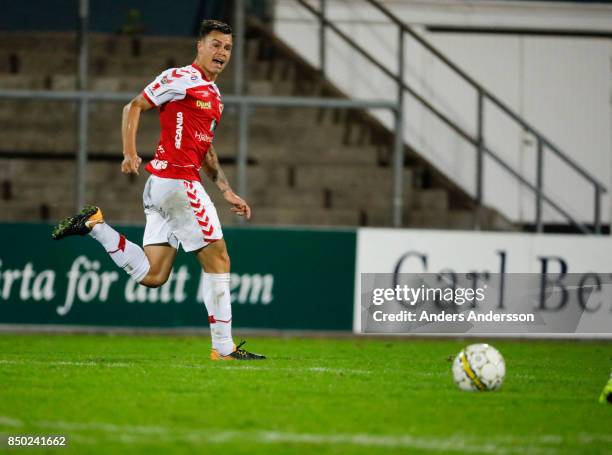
[202,145,251,219]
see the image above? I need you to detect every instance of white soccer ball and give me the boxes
[452,343,505,391]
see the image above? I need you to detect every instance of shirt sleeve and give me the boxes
[142,68,187,107]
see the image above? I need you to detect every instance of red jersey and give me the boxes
[141,63,223,181]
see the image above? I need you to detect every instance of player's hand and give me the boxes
[223,189,251,219]
[121,154,142,175]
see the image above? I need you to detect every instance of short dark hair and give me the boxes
[199,20,232,39]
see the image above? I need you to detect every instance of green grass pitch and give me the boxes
[0,334,610,454]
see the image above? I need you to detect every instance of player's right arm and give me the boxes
[121,69,187,175]
[121,93,153,175]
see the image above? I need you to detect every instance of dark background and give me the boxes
[0,0,271,36]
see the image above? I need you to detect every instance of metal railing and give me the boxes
[302,0,607,233]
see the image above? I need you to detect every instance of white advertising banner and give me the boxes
[354,229,612,337]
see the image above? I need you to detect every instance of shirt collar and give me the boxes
[191,63,211,82]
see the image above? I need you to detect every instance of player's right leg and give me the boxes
[52,205,178,288]
[52,205,168,286]
[140,244,177,288]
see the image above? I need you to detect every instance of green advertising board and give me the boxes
[0,224,356,331]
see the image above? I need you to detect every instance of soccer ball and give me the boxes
[452,343,505,391]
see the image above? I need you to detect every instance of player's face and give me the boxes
[197,31,233,79]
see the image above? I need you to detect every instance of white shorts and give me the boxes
[142,175,223,252]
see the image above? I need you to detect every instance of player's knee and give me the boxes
[140,270,170,288]
[213,248,230,272]
[205,248,230,273]
[219,250,230,269]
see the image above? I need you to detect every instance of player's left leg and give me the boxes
[195,239,265,360]
[169,179,264,360]
[196,238,232,355]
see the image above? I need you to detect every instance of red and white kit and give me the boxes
[141,64,224,251]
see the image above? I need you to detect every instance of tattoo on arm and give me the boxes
[205,146,231,193]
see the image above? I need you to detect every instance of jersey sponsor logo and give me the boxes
[195,131,213,143]
[196,100,211,110]
[157,144,166,154]
[151,159,168,170]
[175,112,184,149]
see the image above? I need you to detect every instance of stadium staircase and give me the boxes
[0,24,514,229]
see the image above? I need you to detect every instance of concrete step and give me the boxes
[244,144,378,166]
[0,32,77,53]
[222,165,289,190]
[294,164,413,194]
[1,185,243,226]
[1,129,77,152]
[246,188,447,215]
[404,209,474,230]
[245,79,294,97]
[0,100,76,119]
[0,159,466,229]
[250,206,360,226]
[483,209,516,231]
[249,187,325,208]
[361,208,474,229]
[0,31,280,80]
[1,46,279,79]
[88,58,176,78]
[2,126,359,158]
[213,122,346,149]
[1,158,286,191]
[246,186,446,212]
[0,123,159,154]
[0,97,330,127]
[411,188,449,211]
[0,32,195,54]
[0,74,47,89]
[0,201,65,222]
[330,188,448,211]
[0,50,75,75]
[240,106,328,124]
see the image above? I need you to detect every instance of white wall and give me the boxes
[274,0,612,225]
[354,227,612,336]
